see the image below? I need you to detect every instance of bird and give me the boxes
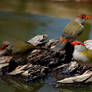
[0,34,48,72]
[0,40,36,57]
[52,14,90,52]
[71,40,92,67]
[0,34,48,57]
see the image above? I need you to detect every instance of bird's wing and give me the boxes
[63,21,84,39]
[12,41,34,55]
[84,40,92,50]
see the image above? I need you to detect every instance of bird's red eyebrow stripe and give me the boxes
[80,43,85,46]
[71,41,85,46]
[77,15,90,19]
[77,15,82,18]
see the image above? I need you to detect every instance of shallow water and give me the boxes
[0,1,92,92]
[0,11,70,43]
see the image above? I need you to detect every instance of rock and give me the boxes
[0,56,13,69]
[45,39,58,48]
[57,72,92,84]
[8,63,48,82]
[8,64,29,75]
[31,49,41,54]
[53,63,68,71]
[1,36,92,85]
[0,49,7,56]
[27,34,48,46]
[68,61,79,72]
[27,50,55,66]
[53,61,79,75]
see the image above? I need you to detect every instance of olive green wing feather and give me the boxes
[63,21,84,39]
[11,41,35,55]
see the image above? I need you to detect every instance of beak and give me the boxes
[85,16,90,19]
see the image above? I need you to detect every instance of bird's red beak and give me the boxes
[85,16,90,19]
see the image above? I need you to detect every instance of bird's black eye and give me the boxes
[77,43,80,45]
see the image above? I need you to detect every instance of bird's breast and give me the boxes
[73,50,89,62]
[81,50,92,61]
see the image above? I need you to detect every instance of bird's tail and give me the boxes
[52,37,69,52]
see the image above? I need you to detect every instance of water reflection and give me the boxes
[58,86,92,92]
[0,76,44,92]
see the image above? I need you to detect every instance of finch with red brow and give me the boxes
[52,14,90,52]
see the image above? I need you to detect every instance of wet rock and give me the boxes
[31,49,41,54]
[0,50,7,56]
[76,65,91,74]
[8,64,48,82]
[27,49,55,66]
[0,35,92,85]
[8,58,27,72]
[8,65,28,75]
[0,56,13,69]
[68,61,79,72]
[57,72,92,84]
[45,39,58,49]
[27,34,48,46]
[53,61,79,78]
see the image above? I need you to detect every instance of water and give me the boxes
[0,11,71,44]
[0,1,92,92]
